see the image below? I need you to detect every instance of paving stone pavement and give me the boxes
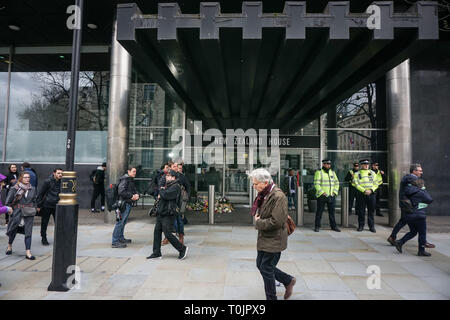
[0,219,449,300]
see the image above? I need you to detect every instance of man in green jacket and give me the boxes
[314,159,340,232]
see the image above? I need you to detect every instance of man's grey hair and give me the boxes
[248,168,273,184]
[410,163,422,173]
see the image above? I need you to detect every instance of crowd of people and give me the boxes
[0,159,435,297]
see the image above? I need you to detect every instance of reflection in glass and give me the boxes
[0,71,7,159]
[6,71,109,162]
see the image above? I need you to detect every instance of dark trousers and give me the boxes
[8,216,34,250]
[399,215,427,252]
[256,251,293,300]
[356,192,376,229]
[91,184,105,208]
[153,215,183,255]
[349,186,357,214]
[315,195,337,229]
[40,207,56,238]
[391,209,408,239]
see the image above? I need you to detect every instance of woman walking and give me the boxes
[249,168,296,300]
[5,171,38,260]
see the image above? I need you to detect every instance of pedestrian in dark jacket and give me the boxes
[249,168,296,300]
[388,164,435,248]
[21,162,38,188]
[147,171,188,260]
[0,173,13,217]
[90,162,106,213]
[5,171,38,260]
[111,167,139,248]
[395,179,433,256]
[36,168,63,246]
[1,164,18,225]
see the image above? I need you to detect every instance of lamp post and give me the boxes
[48,0,84,292]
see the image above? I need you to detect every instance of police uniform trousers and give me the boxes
[315,195,337,229]
[356,192,376,229]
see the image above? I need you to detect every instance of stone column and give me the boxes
[386,59,412,227]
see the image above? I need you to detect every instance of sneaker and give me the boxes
[418,251,431,257]
[178,246,188,260]
[120,238,132,244]
[387,236,396,246]
[111,242,127,248]
[314,227,319,232]
[424,242,435,248]
[91,208,100,213]
[147,253,162,259]
[101,206,105,212]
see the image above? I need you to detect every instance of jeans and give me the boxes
[256,251,293,300]
[356,192,376,229]
[174,215,184,235]
[153,215,183,255]
[112,203,132,245]
[399,215,427,252]
[91,184,105,208]
[287,192,297,210]
[391,209,408,239]
[315,195,337,229]
[40,207,56,238]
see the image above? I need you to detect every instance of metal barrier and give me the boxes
[296,186,304,226]
[341,187,349,228]
[208,185,215,225]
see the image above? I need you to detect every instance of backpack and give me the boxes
[105,183,119,211]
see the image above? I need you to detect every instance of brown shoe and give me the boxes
[387,236,396,246]
[284,277,296,300]
[161,238,169,246]
[425,242,435,248]
[178,233,184,245]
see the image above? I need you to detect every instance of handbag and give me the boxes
[285,215,296,236]
[21,206,37,217]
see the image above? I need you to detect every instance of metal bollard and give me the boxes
[296,186,304,226]
[208,185,215,225]
[341,187,349,228]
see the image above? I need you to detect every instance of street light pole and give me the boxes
[48,0,84,292]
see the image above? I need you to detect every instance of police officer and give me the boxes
[344,162,359,215]
[354,159,379,232]
[313,159,340,232]
[371,162,385,217]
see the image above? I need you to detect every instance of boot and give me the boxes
[178,233,184,245]
[395,241,403,253]
[418,250,431,257]
[161,238,169,246]
[42,236,50,246]
[387,236,396,246]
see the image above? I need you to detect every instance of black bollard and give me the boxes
[48,172,79,291]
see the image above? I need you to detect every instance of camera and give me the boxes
[112,200,125,221]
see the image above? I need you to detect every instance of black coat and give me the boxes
[157,181,181,216]
[118,174,138,204]
[37,175,61,209]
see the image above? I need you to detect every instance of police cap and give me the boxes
[322,159,332,164]
[359,159,370,165]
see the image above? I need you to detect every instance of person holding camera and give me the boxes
[147,170,188,260]
[5,172,38,260]
[111,167,139,248]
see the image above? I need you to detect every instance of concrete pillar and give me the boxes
[386,59,412,227]
[106,17,132,223]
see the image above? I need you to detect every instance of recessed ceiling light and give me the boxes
[8,24,20,31]
[59,55,65,59]
[0,56,4,59]
[87,23,98,29]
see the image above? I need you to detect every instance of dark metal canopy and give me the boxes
[117,1,439,131]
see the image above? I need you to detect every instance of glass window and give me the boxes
[6,71,109,163]
[0,70,7,160]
